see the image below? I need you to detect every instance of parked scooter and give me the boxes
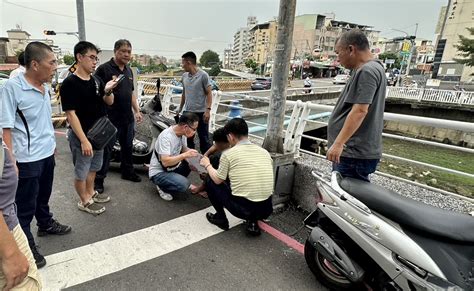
[109,79,174,165]
[304,171,474,290]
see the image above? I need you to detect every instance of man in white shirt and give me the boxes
[9,52,26,79]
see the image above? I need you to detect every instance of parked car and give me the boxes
[332,74,350,84]
[251,77,272,90]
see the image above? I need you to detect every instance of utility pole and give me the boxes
[262,0,297,153]
[76,0,86,41]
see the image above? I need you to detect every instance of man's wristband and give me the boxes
[205,164,212,170]
[206,107,211,110]
[105,90,113,96]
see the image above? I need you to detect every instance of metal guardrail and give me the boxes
[386,87,474,105]
[138,82,474,199]
[138,80,474,106]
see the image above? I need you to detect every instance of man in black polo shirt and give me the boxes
[94,39,143,193]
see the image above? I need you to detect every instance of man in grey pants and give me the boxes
[177,51,212,153]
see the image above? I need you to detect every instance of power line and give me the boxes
[3,0,228,44]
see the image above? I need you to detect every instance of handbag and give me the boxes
[87,116,117,150]
[85,75,117,150]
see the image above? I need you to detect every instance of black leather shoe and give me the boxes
[121,173,142,182]
[206,212,229,231]
[246,221,261,236]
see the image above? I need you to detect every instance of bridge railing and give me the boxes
[138,82,474,199]
[138,80,474,106]
[386,87,474,105]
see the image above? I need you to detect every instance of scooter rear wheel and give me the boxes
[304,239,358,290]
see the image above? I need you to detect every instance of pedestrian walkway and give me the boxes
[34,131,324,290]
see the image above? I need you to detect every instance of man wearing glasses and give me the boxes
[60,41,119,215]
[149,112,201,201]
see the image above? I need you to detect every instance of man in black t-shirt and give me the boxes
[60,41,118,215]
[94,39,143,194]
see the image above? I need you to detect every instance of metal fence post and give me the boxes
[209,90,221,132]
[292,102,311,154]
[283,100,303,153]
[162,86,173,117]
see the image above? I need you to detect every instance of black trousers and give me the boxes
[205,179,273,222]
[96,121,135,181]
[16,155,55,247]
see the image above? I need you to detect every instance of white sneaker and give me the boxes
[156,186,173,201]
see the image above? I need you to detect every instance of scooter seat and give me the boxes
[339,177,474,243]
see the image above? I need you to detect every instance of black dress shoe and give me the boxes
[206,212,229,231]
[246,221,261,236]
[121,173,142,182]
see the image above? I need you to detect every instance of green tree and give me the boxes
[378,52,401,69]
[454,27,474,68]
[156,63,168,72]
[63,55,75,66]
[200,50,220,67]
[130,59,144,70]
[208,64,221,76]
[245,59,258,72]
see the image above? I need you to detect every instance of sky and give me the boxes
[0,0,447,60]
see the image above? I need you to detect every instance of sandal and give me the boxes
[78,200,105,215]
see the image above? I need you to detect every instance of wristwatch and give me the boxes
[105,90,113,96]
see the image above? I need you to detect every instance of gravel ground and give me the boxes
[296,153,474,215]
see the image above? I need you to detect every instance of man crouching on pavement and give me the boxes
[200,118,273,236]
[149,112,202,201]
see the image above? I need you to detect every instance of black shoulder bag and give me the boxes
[86,76,117,150]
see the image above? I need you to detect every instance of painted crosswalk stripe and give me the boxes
[39,207,242,290]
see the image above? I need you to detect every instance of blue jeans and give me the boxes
[150,161,191,196]
[332,157,379,182]
[16,155,55,247]
[184,111,210,154]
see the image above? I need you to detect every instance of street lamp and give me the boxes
[44,30,80,40]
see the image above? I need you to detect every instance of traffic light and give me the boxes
[43,30,56,35]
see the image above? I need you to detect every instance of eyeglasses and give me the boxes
[83,54,99,62]
[186,124,198,132]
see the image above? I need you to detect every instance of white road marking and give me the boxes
[39,207,242,290]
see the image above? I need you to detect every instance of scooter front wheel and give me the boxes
[304,239,358,290]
